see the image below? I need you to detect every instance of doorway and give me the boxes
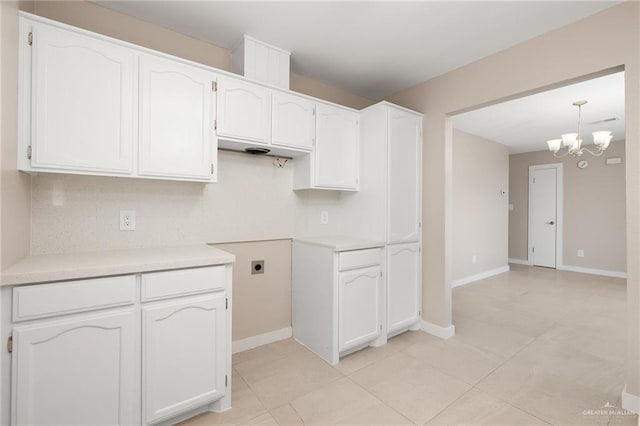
[528,163,563,268]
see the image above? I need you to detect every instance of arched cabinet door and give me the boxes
[387,243,421,333]
[216,75,271,144]
[11,310,136,426]
[314,103,359,190]
[29,23,136,174]
[272,91,315,151]
[139,54,216,181]
[338,266,381,352]
[387,110,422,244]
[142,293,227,424]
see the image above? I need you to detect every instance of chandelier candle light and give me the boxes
[546,100,613,157]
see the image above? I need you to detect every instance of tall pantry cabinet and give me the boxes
[341,101,423,338]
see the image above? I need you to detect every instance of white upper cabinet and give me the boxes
[216,75,271,144]
[139,54,216,181]
[19,14,366,186]
[315,104,359,189]
[20,15,218,182]
[387,109,422,244]
[232,35,290,89]
[294,102,359,191]
[27,21,136,174]
[271,91,315,151]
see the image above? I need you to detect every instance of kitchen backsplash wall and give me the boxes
[31,151,344,254]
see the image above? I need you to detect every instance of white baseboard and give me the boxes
[558,264,627,279]
[452,265,510,288]
[419,320,455,339]
[508,258,530,265]
[622,385,640,414]
[232,327,292,354]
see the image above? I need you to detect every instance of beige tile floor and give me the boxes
[181,264,638,425]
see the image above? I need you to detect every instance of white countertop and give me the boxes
[293,237,385,252]
[1,245,235,286]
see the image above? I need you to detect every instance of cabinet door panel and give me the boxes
[388,111,421,243]
[12,310,136,426]
[143,294,226,424]
[140,55,215,181]
[339,267,380,352]
[217,76,270,144]
[315,104,358,189]
[31,24,135,173]
[387,243,420,333]
[272,92,314,150]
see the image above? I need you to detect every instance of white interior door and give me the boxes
[531,168,558,268]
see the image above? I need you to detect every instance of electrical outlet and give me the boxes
[119,210,136,231]
[472,255,477,265]
[577,249,584,258]
[251,260,265,275]
[320,210,329,225]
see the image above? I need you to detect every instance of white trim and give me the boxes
[622,385,640,414]
[508,258,530,265]
[232,327,292,354]
[452,265,510,288]
[419,320,455,339]
[558,264,627,279]
[528,163,563,268]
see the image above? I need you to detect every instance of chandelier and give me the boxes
[546,100,612,157]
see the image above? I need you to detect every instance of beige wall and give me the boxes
[1,1,31,270]
[214,240,292,341]
[509,142,626,273]
[452,129,509,281]
[388,2,639,395]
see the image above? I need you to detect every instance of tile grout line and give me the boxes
[343,375,419,425]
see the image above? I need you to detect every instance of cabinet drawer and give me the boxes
[141,266,226,302]
[338,249,381,271]
[12,275,136,322]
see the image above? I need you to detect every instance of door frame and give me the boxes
[527,163,563,268]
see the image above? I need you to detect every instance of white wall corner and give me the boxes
[419,320,455,339]
[557,264,627,279]
[508,258,529,265]
[452,265,510,288]
[622,385,640,414]
[232,327,292,354]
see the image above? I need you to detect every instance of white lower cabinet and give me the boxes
[292,240,382,365]
[338,267,380,352]
[3,264,233,426]
[11,310,137,426]
[387,243,421,334]
[143,294,227,424]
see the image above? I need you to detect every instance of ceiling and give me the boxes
[94,1,620,99]
[452,71,625,154]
